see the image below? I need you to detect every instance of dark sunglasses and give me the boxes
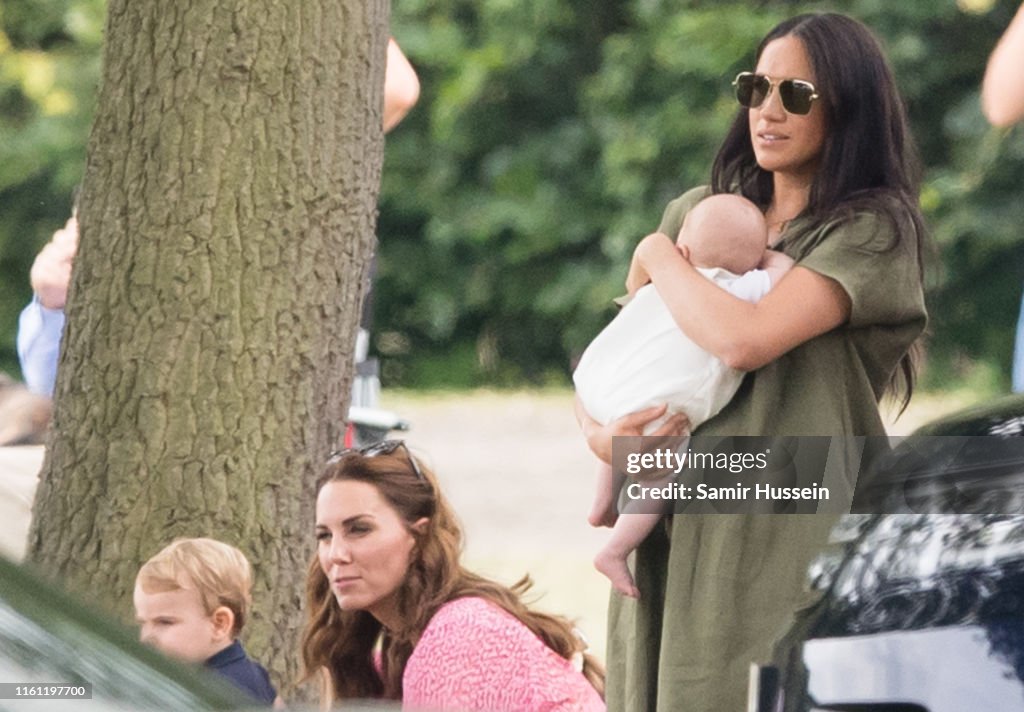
[733,72,819,115]
[326,439,425,482]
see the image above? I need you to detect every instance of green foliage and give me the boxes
[0,0,102,375]
[378,0,770,387]
[377,0,1024,388]
[871,0,1024,388]
[2,0,1023,390]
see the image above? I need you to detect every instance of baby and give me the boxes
[574,193,794,597]
[133,537,280,706]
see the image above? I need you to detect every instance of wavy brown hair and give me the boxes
[300,447,604,703]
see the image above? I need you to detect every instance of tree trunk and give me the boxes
[28,0,387,693]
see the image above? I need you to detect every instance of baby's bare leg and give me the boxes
[594,470,673,598]
[594,510,663,599]
[589,461,623,528]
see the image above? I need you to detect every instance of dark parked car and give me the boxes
[750,394,1024,712]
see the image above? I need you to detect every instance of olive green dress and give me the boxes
[604,187,927,712]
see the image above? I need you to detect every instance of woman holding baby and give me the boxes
[576,12,928,712]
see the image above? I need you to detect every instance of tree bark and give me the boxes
[28,0,387,693]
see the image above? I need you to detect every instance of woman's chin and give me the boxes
[332,592,365,611]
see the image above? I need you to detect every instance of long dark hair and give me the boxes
[711,12,927,412]
[300,449,604,702]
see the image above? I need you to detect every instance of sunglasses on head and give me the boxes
[733,72,819,115]
[327,439,425,482]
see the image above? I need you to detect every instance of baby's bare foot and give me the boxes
[594,547,640,599]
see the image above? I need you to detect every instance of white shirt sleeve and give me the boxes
[721,268,773,304]
[16,296,65,397]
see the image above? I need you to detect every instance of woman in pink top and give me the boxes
[301,441,605,711]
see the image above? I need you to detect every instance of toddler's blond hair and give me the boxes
[136,537,252,637]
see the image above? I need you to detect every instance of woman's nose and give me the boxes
[759,85,787,120]
[328,538,352,563]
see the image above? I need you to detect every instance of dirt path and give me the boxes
[380,390,613,655]
[0,388,983,660]
[0,391,616,655]
[0,446,43,561]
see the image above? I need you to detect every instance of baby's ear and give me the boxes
[211,606,235,639]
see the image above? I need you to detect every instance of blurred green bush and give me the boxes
[2,0,1023,392]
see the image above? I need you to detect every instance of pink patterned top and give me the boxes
[402,597,605,712]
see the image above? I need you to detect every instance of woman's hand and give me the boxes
[626,232,682,295]
[575,396,690,463]
[624,252,651,297]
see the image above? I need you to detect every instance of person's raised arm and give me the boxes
[631,232,850,372]
[29,215,77,311]
[17,215,78,396]
[982,3,1024,127]
[383,38,420,133]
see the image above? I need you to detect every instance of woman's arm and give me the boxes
[633,232,851,372]
[982,3,1024,128]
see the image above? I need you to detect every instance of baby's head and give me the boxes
[676,194,768,274]
[133,537,253,664]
